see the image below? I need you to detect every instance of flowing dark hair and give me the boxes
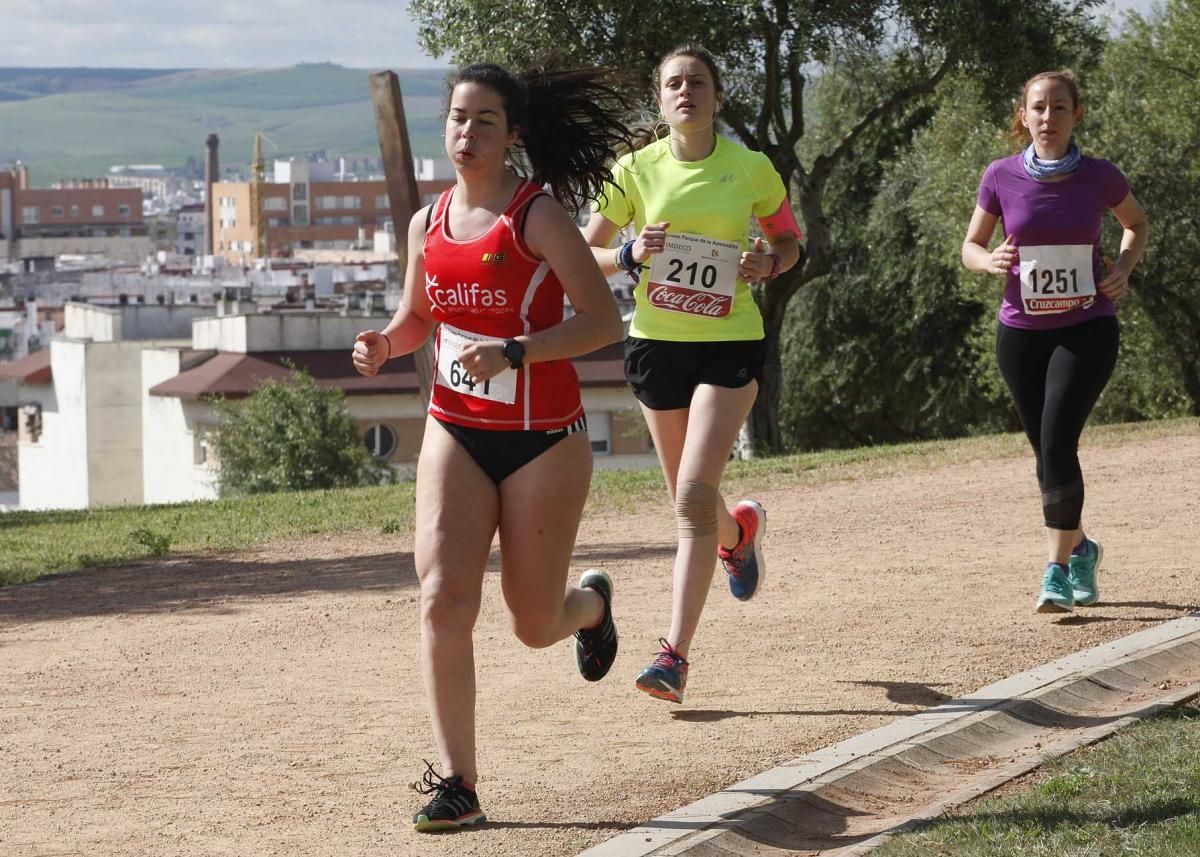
[446,60,637,216]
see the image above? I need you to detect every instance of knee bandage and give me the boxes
[675,480,719,537]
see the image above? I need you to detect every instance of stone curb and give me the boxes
[578,613,1200,857]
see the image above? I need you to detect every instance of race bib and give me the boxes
[647,232,740,318]
[1019,244,1097,315]
[435,324,517,405]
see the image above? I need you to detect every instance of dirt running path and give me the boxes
[2,428,1197,857]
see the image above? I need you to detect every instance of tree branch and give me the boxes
[810,48,958,186]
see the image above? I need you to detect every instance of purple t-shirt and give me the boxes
[977,153,1130,330]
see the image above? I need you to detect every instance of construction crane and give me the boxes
[248,132,277,260]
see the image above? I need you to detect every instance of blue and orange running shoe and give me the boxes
[635,638,689,704]
[411,761,486,832]
[719,500,766,601]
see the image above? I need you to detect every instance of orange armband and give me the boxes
[756,200,803,242]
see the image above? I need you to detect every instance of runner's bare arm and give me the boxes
[352,207,436,377]
[1097,192,1148,300]
[961,205,1016,276]
[583,213,670,276]
[521,195,623,362]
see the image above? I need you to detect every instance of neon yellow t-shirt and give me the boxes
[594,135,788,341]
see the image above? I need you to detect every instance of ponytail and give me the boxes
[447,60,636,216]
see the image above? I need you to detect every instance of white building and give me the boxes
[1,303,210,510]
[0,304,648,510]
[175,203,205,256]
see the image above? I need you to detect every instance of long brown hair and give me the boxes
[1007,70,1082,151]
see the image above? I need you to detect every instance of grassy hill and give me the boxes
[0,65,450,184]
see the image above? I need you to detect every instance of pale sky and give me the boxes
[0,0,1162,69]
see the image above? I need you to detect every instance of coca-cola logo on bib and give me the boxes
[648,283,731,317]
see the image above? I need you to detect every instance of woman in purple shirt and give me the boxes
[961,70,1148,613]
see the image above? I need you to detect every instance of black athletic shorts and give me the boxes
[435,415,588,485]
[623,336,766,411]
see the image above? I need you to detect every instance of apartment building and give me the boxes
[1,165,151,263]
[210,160,453,264]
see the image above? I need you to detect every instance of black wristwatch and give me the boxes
[502,338,526,369]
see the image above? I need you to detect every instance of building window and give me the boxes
[589,411,612,455]
[339,215,360,226]
[70,205,80,217]
[92,205,105,217]
[263,197,287,211]
[292,184,307,201]
[51,205,64,218]
[21,206,39,224]
[374,194,389,209]
[342,195,361,209]
[292,205,309,226]
[317,195,339,210]
[118,204,131,216]
[364,424,397,459]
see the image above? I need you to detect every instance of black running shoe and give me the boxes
[575,569,618,681]
[411,760,486,832]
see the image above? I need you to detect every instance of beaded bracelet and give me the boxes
[767,252,782,279]
[617,240,642,272]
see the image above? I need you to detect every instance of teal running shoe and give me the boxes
[1068,537,1103,607]
[1036,563,1074,613]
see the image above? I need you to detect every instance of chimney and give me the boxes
[204,133,219,256]
[17,165,29,190]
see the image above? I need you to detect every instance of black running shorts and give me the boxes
[623,336,766,411]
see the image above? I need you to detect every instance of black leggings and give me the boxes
[996,316,1119,531]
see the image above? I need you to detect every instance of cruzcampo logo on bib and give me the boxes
[647,232,741,318]
[1018,244,1097,315]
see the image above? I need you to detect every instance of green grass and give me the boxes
[0,417,1193,587]
[0,65,450,183]
[873,701,1200,856]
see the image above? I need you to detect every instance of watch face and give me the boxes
[504,339,525,367]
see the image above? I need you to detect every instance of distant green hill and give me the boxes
[0,65,450,185]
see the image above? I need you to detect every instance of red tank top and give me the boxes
[423,181,583,430]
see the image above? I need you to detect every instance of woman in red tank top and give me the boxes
[351,61,634,832]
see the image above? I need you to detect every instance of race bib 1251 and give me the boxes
[1019,244,1097,315]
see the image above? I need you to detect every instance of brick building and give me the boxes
[1,165,150,263]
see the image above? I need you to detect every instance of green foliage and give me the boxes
[0,482,419,586]
[209,369,389,497]
[1089,0,1200,416]
[782,75,1016,449]
[130,527,172,557]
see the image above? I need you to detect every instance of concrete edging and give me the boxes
[579,613,1200,857]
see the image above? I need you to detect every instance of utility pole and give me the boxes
[370,71,433,405]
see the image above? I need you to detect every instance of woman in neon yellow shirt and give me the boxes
[584,45,803,704]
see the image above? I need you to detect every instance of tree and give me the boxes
[209,369,387,496]
[1090,0,1200,415]
[411,0,1104,451]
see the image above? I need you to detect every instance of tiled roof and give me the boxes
[0,348,52,385]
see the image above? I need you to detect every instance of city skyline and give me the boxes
[3,0,1161,70]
